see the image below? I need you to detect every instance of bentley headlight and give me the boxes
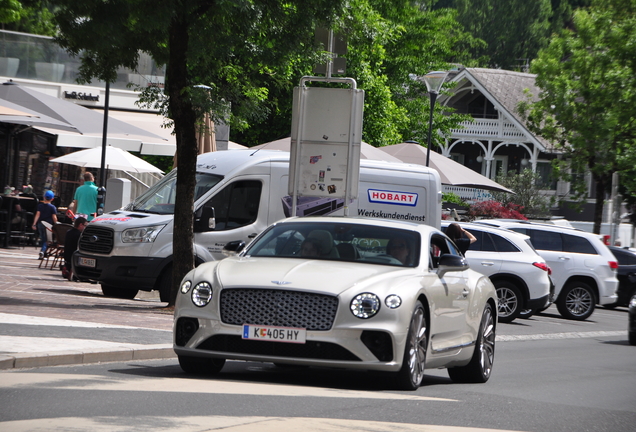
[191,282,212,307]
[351,293,380,319]
[385,295,402,309]
[180,280,192,294]
[122,225,166,243]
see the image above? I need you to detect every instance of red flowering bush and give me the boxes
[468,201,527,220]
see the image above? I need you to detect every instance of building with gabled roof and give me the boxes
[436,67,602,222]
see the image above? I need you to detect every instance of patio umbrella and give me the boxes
[380,142,513,193]
[173,113,217,165]
[49,145,164,174]
[0,82,168,143]
[0,99,80,132]
[250,137,402,162]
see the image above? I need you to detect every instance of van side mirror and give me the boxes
[194,206,216,233]
[223,240,246,257]
[437,254,469,277]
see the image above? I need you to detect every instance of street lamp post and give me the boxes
[421,71,448,167]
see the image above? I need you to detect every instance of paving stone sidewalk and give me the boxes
[0,246,176,370]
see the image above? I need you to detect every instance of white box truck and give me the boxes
[73,149,442,301]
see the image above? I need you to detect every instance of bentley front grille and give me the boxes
[220,288,338,331]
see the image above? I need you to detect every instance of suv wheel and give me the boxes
[556,281,595,320]
[495,281,522,323]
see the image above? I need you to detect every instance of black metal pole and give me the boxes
[97,81,110,216]
[425,91,438,167]
[99,81,110,187]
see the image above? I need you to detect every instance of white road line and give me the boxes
[0,373,456,402]
[0,416,521,432]
[496,330,625,341]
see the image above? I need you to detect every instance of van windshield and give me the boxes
[127,170,223,214]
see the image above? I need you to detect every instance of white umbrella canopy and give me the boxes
[251,137,402,162]
[380,142,513,193]
[49,145,164,174]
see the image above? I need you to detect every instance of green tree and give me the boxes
[519,0,636,233]
[434,0,553,69]
[232,0,479,148]
[52,0,346,306]
[491,169,553,217]
[0,1,56,36]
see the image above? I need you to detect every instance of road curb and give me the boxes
[0,344,176,370]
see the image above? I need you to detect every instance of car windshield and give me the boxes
[245,221,420,267]
[126,170,222,214]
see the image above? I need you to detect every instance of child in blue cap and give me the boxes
[32,190,58,259]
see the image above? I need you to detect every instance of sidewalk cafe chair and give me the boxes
[39,222,73,270]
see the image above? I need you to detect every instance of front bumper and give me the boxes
[72,251,169,291]
[173,316,408,372]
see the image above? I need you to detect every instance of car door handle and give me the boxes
[248,233,258,239]
[558,256,571,261]
[480,262,495,266]
[462,288,470,298]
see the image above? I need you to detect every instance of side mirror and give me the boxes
[194,206,216,233]
[437,254,469,277]
[223,240,246,257]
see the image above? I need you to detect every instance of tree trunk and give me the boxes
[593,175,607,235]
[167,11,197,307]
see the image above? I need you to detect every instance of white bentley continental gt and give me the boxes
[173,217,498,390]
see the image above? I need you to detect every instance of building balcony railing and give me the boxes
[0,30,164,90]
[450,118,526,140]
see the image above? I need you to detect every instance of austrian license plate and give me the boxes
[78,257,96,268]
[242,324,306,344]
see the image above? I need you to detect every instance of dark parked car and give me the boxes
[608,246,636,308]
[629,295,636,345]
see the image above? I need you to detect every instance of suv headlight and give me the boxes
[122,225,166,243]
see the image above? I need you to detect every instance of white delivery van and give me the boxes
[73,149,442,301]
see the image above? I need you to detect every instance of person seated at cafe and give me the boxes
[63,216,88,281]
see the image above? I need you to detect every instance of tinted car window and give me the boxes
[206,180,262,230]
[562,234,597,255]
[528,229,563,251]
[467,229,495,252]
[613,249,636,265]
[491,233,521,252]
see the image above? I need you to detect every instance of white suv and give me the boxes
[474,220,619,320]
[442,222,552,323]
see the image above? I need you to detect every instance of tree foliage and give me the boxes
[433,0,553,69]
[491,169,553,217]
[0,1,56,36]
[52,0,347,305]
[519,0,636,233]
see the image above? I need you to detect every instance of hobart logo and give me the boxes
[368,189,418,206]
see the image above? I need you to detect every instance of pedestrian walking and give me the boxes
[69,172,98,221]
[32,190,58,259]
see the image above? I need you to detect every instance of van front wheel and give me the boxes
[101,284,138,299]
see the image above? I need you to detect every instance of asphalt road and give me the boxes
[1,305,634,432]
